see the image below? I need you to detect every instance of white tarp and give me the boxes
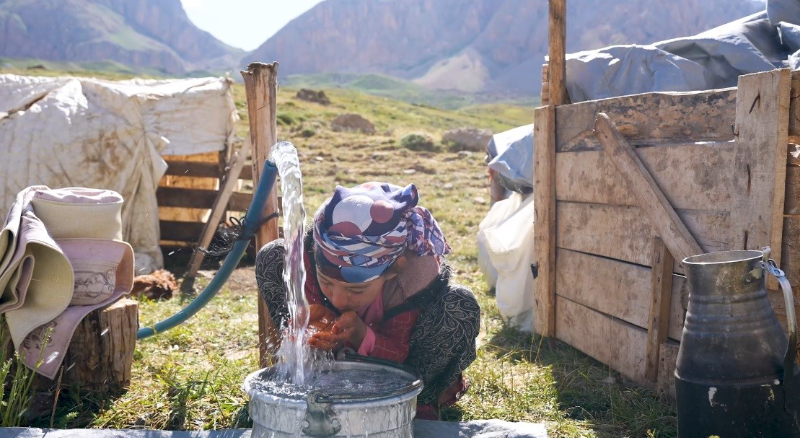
[0,74,238,274]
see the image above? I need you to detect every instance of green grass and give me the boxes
[2,67,677,437]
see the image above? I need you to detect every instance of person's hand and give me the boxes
[308,311,366,351]
[307,304,337,333]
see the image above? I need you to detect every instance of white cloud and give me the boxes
[181,0,207,12]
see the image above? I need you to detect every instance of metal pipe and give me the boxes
[137,159,279,339]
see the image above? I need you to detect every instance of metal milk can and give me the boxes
[676,248,800,437]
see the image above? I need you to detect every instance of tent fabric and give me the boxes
[0,75,238,274]
[565,0,800,102]
[486,124,534,194]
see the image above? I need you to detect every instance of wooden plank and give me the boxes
[165,160,254,180]
[186,141,252,278]
[541,64,550,106]
[555,142,734,210]
[731,69,791,291]
[556,202,732,268]
[555,247,686,340]
[594,113,704,263]
[555,296,648,385]
[657,342,679,401]
[789,70,800,138]
[548,0,568,105]
[534,105,557,337]
[555,88,737,152]
[786,166,800,214]
[242,62,281,368]
[555,248,651,328]
[667,275,687,342]
[645,237,674,382]
[156,187,253,211]
[780,216,800,297]
[160,220,205,242]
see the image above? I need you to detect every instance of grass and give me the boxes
[1,66,677,437]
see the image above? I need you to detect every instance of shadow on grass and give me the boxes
[482,324,677,438]
[29,383,129,428]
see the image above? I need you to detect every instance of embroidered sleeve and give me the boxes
[368,309,422,363]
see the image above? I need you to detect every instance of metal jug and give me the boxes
[676,248,800,437]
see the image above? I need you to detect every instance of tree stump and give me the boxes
[37,298,139,390]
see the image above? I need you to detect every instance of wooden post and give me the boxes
[241,62,281,367]
[731,69,791,290]
[533,105,557,336]
[645,237,674,383]
[594,113,703,263]
[548,0,568,105]
[541,64,550,106]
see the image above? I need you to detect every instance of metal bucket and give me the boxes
[676,249,800,437]
[243,357,423,438]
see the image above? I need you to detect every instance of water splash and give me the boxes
[269,141,316,386]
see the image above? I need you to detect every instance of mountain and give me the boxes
[245,0,765,95]
[0,0,243,75]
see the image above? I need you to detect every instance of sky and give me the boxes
[181,0,325,51]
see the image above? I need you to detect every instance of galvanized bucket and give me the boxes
[243,357,423,438]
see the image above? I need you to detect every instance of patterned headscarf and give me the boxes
[312,182,451,283]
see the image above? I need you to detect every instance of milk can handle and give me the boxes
[762,259,797,390]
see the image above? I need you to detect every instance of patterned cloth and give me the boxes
[255,235,480,413]
[313,182,451,283]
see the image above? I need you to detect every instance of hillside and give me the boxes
[0,0,242,74]
[246,0,764,95]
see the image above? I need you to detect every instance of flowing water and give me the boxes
[270,141,319,386]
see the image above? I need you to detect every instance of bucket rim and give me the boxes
[242,356,424,405]
[683,250,764,266]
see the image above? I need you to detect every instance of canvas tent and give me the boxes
[0,74,238,274]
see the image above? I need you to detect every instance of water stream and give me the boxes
[270,141,317,386]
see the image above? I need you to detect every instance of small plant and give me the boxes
[400,132,436,151]
[277,113,295,126]
[1,316,47,427]
[300,127,316,138]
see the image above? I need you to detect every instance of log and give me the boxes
[42,299,139,390]
[242,62,281,367]
[533,105,557,337]
[594,113,704,264]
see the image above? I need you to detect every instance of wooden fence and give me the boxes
[533,68,800,398]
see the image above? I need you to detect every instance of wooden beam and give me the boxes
[533,105,557,336]
[594,113,704,263]
[731,69,791,290]
[164,160,253,180]
[556,88,737,152]
[541,64,550,106]
[156,187,253,211]
[548,0,568,105]
[242,62,281,367]
[645,237,674,382]
[185,140,252,279]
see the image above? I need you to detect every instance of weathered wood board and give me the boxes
[534,105,557,336]
[555,88,737,152]
[555,295,648,385]
[556,202,732,268]
[555,248,686,341]
[555,142,734,210]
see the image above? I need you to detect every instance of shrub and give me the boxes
[400,133,436,152]
[277,113,295,126]
[300,128,316,138]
